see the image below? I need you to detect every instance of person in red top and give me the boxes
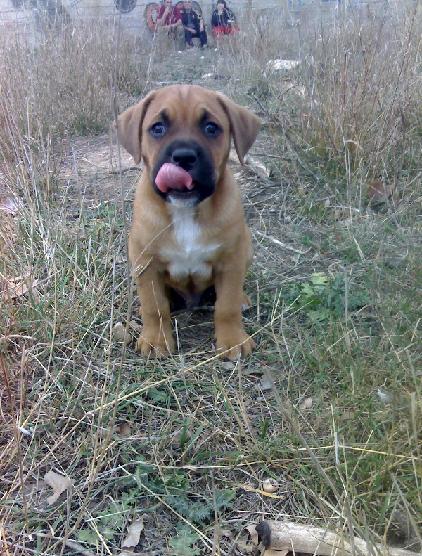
[211,0,238,38]
[157,0,182,32]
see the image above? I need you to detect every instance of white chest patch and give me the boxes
[161,203,220,280]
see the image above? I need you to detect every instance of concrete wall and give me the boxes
[0,1,411,38]
[0,0,283,37]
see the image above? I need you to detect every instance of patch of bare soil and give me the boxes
[58,133,139,210]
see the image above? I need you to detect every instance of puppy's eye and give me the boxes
[150,122,167,138]
[203,122,221,137]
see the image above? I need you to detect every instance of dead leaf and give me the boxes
[0,196,19,215]
[245,523,259,546]
[44,470,72,505]
[244,155,271,178]
[116,421,132,436]
[299,397,313,410]
[367,179,393,204]
[1,275,38,301]
[121,517,144,548]
[0,194,19,260]
[31,287,41,305]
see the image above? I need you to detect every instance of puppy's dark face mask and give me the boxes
[151,138,216,206]
[116,84,261,206]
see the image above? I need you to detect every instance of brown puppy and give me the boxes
[117,84,260,359]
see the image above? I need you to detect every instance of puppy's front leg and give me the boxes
[214,262,255,360]
[135,266,174,357]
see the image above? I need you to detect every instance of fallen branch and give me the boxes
[110,165,139,174]
[254,230,309,255]
[33,533,96,556]
[251,521,419,556]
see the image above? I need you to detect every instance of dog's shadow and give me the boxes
[133,287,252,355]
[168,286,217,353]
[130,287,217,355]
[168,285,216,313]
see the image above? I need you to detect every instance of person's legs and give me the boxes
[184,30,206,47]
[199,29,207,47]
[184,28,194,46]
[212,26,224,38]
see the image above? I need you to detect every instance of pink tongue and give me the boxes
[155,163,194,193]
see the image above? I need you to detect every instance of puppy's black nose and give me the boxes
[171,148,198,170]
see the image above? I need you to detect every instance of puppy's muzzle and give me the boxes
[152,139,216,206]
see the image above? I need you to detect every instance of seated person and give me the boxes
[211,0,238,37]
[157,0,182,33]
[181,0,207,48]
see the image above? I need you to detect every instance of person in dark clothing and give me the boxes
[181,0,208,48]
[211,0,238,38]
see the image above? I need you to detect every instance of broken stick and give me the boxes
[253,520,419,556]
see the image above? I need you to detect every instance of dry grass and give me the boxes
[223,1,422,208]
[0,3,421,555]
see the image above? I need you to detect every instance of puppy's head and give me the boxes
[116,85,260,206]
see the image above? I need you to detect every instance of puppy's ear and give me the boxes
[116,91,155,165]
[217,93,261,164]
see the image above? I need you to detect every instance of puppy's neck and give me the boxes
[168,201,199,247]
[167,196,198,211]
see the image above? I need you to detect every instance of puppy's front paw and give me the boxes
[216,329,255,360]
[136,331,175,357]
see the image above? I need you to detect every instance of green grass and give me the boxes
[2,161,420,554]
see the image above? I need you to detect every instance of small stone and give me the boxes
[299,397,313,410]
[258,376,274,392]
[221,361,235,370]
[262,478,279,493]
[112,322,131,345]
[377,388,392,404]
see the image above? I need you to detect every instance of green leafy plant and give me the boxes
[170,489,235,524]
[168,525,200,556]
[284,272,369,323]
[77,490,139,546]
[134,466,235,524]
